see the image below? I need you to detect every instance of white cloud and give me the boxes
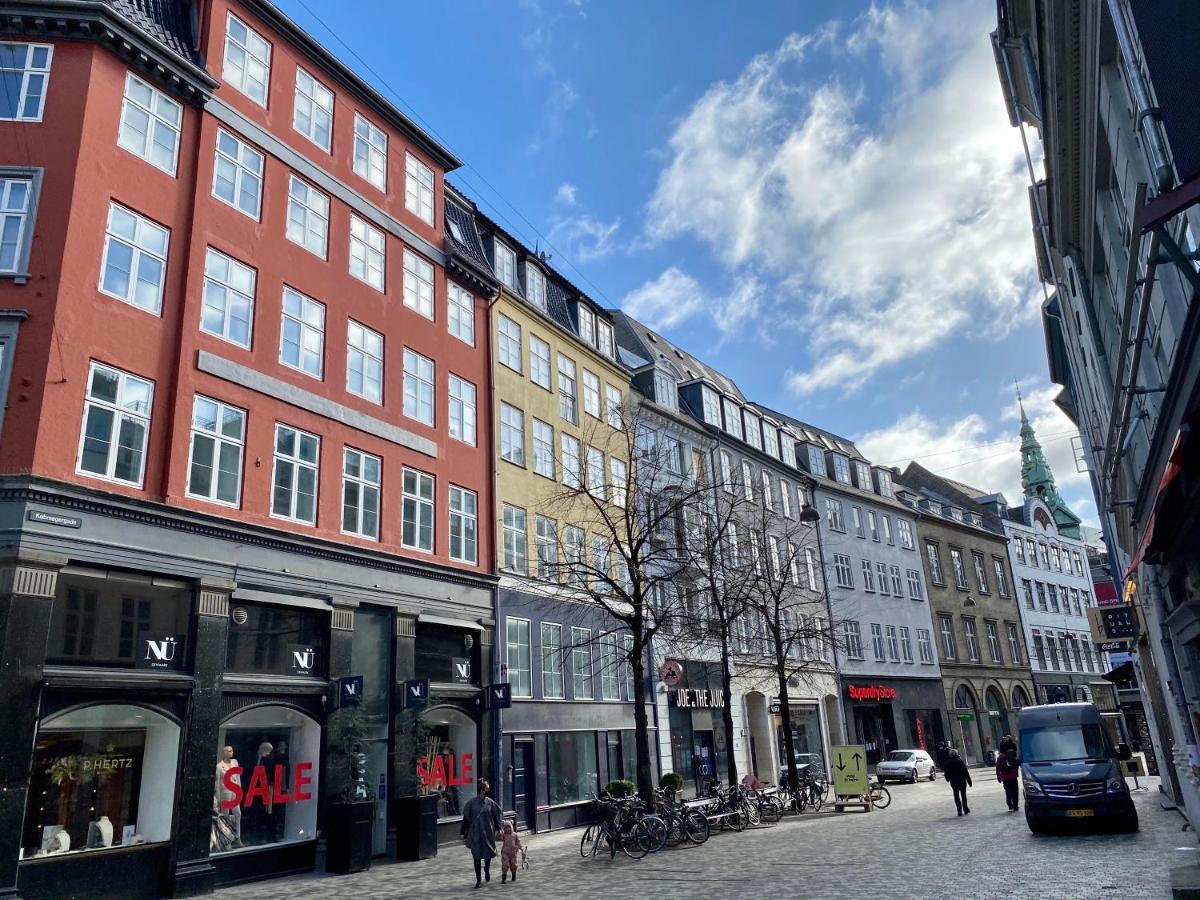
[547,213,621,262]
[855,378,1097,525]
[555,182,577,206]
[619,266,763,338]
[644,1,1041,393]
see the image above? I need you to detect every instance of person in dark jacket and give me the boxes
[996,735,1020,811]
[461,780,502,889]
[942,749,973,816]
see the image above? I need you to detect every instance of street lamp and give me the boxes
[799,501,848,744]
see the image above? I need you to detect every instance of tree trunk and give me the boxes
[630,631,656,802]
[776,638,799,800]
[719,630,738,787]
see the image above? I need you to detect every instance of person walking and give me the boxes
[461,780,502,889]
[943,748,973,816]
[499,819,524,884]
[996,735,1020,811]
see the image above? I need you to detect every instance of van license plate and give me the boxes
[1066,809,1094,818]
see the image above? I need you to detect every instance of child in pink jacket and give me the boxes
[499,819,524,883]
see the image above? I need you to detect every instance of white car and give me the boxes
[875,749,937,784]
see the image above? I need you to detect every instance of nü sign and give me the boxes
[847,684,897,702]
[670,688,725,709]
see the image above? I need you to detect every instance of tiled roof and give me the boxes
[444,196,492,273]
[611,311,743,398]
[103,0,200,64]
[753,403,863,458]
[545,280,578,333]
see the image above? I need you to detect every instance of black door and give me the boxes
[512,741,536,831]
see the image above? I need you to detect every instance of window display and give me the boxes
[20,704,180,860]
[547,732,598,805]
[417,707,477,823]
[212,706,320,854]
[226,601,328,677]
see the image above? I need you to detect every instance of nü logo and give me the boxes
[137,634,183,670]
[144,637,178,663]
[293,649,315,669]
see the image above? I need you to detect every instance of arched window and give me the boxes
[419,706,477,823]
[1011,685,1031,709]
[954,685,977,710]
[20,704,180,859]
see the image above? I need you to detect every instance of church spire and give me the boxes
[1014,381,1081,538]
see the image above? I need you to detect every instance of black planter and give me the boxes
[325,800,374,875]
[394,794,439,861]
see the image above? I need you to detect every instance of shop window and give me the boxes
[21,704,180,859]
[46,571,191,669]
[418,706,477,824]
[212,705,320,853]
[547,731,598,805]
[226,601,328,677]
[415,622,480,685]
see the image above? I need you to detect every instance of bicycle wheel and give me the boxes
[761,796,784,823]
[742,800,761,827]
[727,809,745,832]
[809,786,824,813]
[872,786,892,810]
[640,816,668,853]
[663,811,686,847]
[684,809,710,844]
[580,824,597,858]
[621,820,650,859]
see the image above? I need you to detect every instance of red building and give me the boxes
[0,2,499,897]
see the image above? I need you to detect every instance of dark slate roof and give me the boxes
[104,0,200,64]
[752,403,863,459]
[610,311,743,398]
[545,280,579,333]
[444,195,492,273]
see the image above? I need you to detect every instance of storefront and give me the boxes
[664,662,729,793]
[841,677,947,766]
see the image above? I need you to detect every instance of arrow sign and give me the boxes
[836,753,846,772]
[852,752,863,768]
[831,745,868,800]
[403,678,429,709]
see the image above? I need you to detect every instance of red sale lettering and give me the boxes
[271,765,292,804]
[244,764,270,808]
[293,762,313,801]
[220,766,243,810]
[220,761,315,809]
[417,753,475,790]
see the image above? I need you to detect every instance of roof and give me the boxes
[752,403,863,458]
[104,0,199,63]
[442,188,496,291]
[610,311,743,398]
[895,462,1007,535]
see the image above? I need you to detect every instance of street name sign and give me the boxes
[831,744,867,796]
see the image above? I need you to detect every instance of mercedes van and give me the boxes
[1018,702,1138,833]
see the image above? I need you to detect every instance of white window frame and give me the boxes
[200,246,255,348]
[701,386,722,426]
[583,370,601,419]
[541,622,563,698]
[341,446,381,540]
[448,374,476,446]
[610,457,627,507]
[212,128,264,220]
[939,615,956,660]
[404,152,435,226]
[346,319,383,404]
[498,315,522,373]
[292,66,334,152]
[402,248,434,319]
[907,568,923,600]
[402,348,435,426]
[402,467,435,553]
[586,446,605,499]
[599,633,620,700]
[349,215,385,291]
[117,72,182,175]
[493,241,516,289]
[557,354,578,424]
[447,283,475,346]
[561,433,581,488]
[279,286,325,378]
[0,41,51,121]
[223,13,271,106]
[535,515,558,579]
[529,334,551,388]
[780,479,793,518]
[285,174,329,258]
[605,384,622,428]
[500,402,525,465]
[597,320,615,359]
[270,423,320,524]
[506,617,532,698]
[525,264,547,310]
[76,362,153,487]
[449,485,478,564]
[99,202,169,315]
[917,628,934,664]
[532,419,555,479]
[571,626,593,699]
[0,173,37,276]
[843,621,863,659]
[722,398,743,440]
[899,626,913,663]
[185,394,245,506]
[352,112,387,190]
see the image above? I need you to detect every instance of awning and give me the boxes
[1102,660,1135,683]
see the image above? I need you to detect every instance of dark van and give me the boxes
[1018,702,1138,834]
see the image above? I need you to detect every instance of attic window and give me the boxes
[674,349,683,359]
[447,218,465,243]
[647,333,659,343]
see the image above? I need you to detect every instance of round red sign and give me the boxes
[659,659,683,688]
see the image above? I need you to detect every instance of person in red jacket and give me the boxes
[996,735,1020,811]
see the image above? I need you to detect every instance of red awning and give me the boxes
[1125,429,1184,579]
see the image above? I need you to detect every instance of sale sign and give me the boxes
[220,762,314,810]
[417,753,474,791]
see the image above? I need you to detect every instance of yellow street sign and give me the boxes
[832,744,868,796]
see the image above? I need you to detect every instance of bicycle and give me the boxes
[866,775,891,810]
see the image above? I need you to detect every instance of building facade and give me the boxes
[994,0,1200,821]
[0,2,496,896]
[897,465,1033,766]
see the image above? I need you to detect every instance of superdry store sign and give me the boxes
[847,684,898,702]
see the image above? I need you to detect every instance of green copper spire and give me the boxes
[1016,383,1081,538]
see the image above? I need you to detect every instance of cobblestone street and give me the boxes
[215,776,1190,899]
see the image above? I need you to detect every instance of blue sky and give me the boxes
[277,0,1095,524]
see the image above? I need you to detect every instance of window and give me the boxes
[499,403,525,465]
[762,422,779,458]
[293,67,333,150]
[187,395,244,505]
[352,113,386,189]
[743,412,761,449]
[807,446,826,476]
[886,625,900,661]
[597,320,615,359]
[223,14,271,105]
[881,515,894,545]
[861,559,875,592]
[212,128,263,219]
[599,634,620,700]
[832,455,850,483]
[1032,631,1046,668]
[541,623,563,698]
[346,319,383,403]
[564,526,585,588]
[779,479,793,518]
[877,470,893,497]
[535,515,558,579]
[833,554,853,589]
[561,434,581,488]
[1047,584,1060,612]
[1051,545,1062,571]
[661,436,683,475]
[926,542,944,584]
[279,287,324,377]
[781,435,796,468]
[586,447,605,499]
[583,370,601,418]
[1022,579,1035,610]
[1073,550,1085,576]
[558,355,578,423]
[577,307,596,347]
[739,460,754,500]
[285,175,329,258]
[964,619,980,661]
[899,626,913,663]
[871,623,886,661]
[972,552,989,593]
[825,498,844,531]
[701,386,722,426]
[719,450,733,494]
[843,621,863,659]
[0,175,35,275]
[1014,538,1026,565]
[899,569,920,602]
[271,423,319,523]
[938,615,956,659]
[1038,543,1050,568]
[1081,637,1095,672]
[722,398,743,440]
[1045,634,1061,671]
[77,362,153,486]
[896,519,914,550]
[917,628,934,664]
[610,458,627,507]
[1026,538,1038,566]
[100,203,168,314]
[889,564,903,596]
[118,72,181,175]
[402,468,435,552]
[0,42,51,121]
[851,506,864,538]
[402,249,434,319]
[340,447,380,539]
[402,349,434,425]
[449,485,477,564]
[986,621,1003,663]
[201,247,255,348]
[1007,623,1022,665]
[532,419,555,479]
[650,371,676,410]
[568,627,593,699]
[986,559,1006,599]
[405,153,434,225]
[506,618,532,697]
[605,384,622,428]
[761,471,774,510]
[525,264,546,310]
[1036,582,1047,611]
[498,315,521,372]
[804,547,820,591]
[867,510,879,541]
[493,241,516,289]
[347,216,386,291]
[872,561,888,595]
[950,548,968,589]
[515,337,548,393]
[1069,588,1081,616]
[447,375,476,445]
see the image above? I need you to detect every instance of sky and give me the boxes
[275,0,1096,525]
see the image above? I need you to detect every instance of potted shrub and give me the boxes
[324,706,375,875]
[604,779,636,799]
[659,772,684,802]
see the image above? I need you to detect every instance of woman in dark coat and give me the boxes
[461,780,502,888]
[943,748,973,816]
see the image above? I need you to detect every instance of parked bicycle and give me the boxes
[866,775,891,810]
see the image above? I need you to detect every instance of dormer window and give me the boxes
[447,217,465,244]
[494,241,516,289]
[876,469,894,498]
[654,371,677,410]
[526,264,547,311]
[807,445,826,477]
[949,507,964,522]
[722,398,743,440]
[762,422,779,458]
[781,434,796,468]
[701,386,721,426]
[854,461,871,489]
[743,412,761,450]
[597,320,615,359]
[578,306,596,346]
[831,454,851,484]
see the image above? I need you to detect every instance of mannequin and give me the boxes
[213,745,242,851]
[94,815,113,847]
[243,742,274,845]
